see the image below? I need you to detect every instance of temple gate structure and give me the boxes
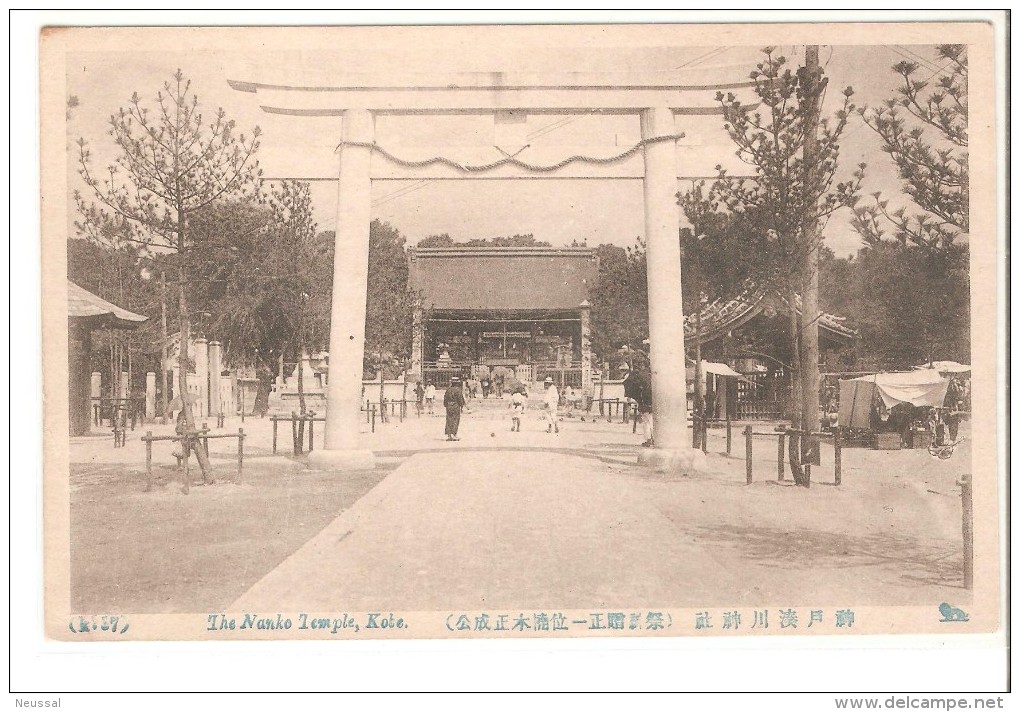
[409,246,596,391]
[228,69,755,472]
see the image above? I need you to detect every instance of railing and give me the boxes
[735,400,784,421]
[141,427,245,493]
[533,366,583,389]
[421,365,473,388]
[741,426,842,487]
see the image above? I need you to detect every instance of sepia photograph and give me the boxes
[30,15,1005,685]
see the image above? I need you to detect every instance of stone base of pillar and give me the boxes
[637,447,707,476]
[307,448,376,472]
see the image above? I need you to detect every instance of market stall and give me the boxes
[838,371,950,449]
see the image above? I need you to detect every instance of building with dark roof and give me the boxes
[408,246,598,389]
[683,289,859,420]
[68,280,148,436]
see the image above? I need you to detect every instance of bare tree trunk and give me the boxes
[788,296,807,486]
[177,216,213,481]
[297,347,306,415]
[160,270,170,425]
[693,291,704,449]
[108,328,115,400]
[297,342,307,452]
[790,43,823,489]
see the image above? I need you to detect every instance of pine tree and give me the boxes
[76,69,261,481]
[711,47,865,485]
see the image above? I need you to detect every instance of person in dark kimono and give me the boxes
[414,380,425,416]
[444,377,467,441]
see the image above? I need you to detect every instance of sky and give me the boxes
[64,30,956,257]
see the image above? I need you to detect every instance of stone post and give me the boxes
[208,340,223,418]
[579,299,593,392]
[636,106,696,473]
[309,109,376,470]
[299,348,314,387]
[171,364,179,415]
[194,337,209,418]
[410,298,424,379]
[145,372,156,419]
[90,372,102,402]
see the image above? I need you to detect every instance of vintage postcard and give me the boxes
[40,19,1004,646]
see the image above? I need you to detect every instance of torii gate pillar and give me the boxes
[308,109,376,471]
[637,106,695,470]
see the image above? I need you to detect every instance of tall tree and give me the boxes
[713,46,865,485]
[588,240,649,366]
[365,220,414,377]
[852,45,968,255]
[678,182,761,312]
[851,45,970,370]
[818,243,969,370]
[76,69,261,480]
[187,183,332,418]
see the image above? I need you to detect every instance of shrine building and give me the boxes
[408,246,597,390]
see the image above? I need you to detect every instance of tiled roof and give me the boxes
[67,280,148,329]
[684,289,857,344]
[409,247,597,312]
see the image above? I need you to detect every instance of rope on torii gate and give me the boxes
[334,134,686,173]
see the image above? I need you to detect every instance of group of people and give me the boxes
[434,375,564,441]
[412,341,656,443]
[413,381,437,415]
[478,374,506,399]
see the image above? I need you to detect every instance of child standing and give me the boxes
[509,390,527,432]
[424,382,436,414]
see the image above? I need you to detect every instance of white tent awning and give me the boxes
[850,371,949,409]
[914,361,971,374]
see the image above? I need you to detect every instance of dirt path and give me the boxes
[232,449,966,612]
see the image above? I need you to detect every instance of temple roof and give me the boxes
[684,290,857,345]
[409,246,597,312]
[67,280,148,330]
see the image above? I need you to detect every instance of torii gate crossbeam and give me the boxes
[230,73,754,474]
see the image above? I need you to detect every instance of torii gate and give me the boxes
[228,71,754,472]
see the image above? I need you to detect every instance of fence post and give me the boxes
[834,430,842,486]
[308,418,315,452]
[237,428,245,484]
[726,417,732,455]
[961,474,973,590]
[632,405,638,434]
[744,425,753,485]
[290,412,298,455]
[272,418,278,455]
[144,432,152,492]
[701,418,708,454]
[202,422,210,457]
[371,405,376,433]
[182,435,190,495]
[778,433,785,481]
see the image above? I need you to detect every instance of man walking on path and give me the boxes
[414,380,425,416]
[444,377,467,441]
[543,377,560,434]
